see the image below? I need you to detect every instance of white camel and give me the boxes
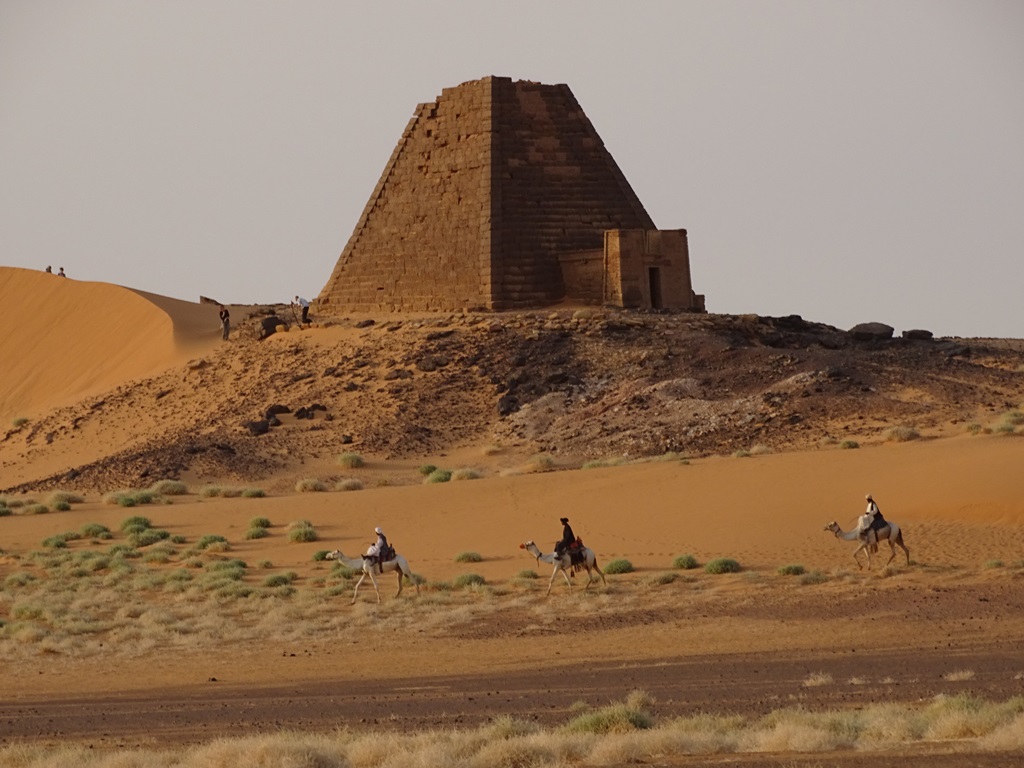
[824,519,910,570]
[325,549,420,604]
[520,540,607,596]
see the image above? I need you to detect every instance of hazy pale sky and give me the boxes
[1,1,1021,337]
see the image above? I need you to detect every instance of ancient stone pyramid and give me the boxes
[318,76,658,313]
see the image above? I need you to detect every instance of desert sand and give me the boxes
[1,267,1023,765]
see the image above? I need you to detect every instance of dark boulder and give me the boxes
[902,329,934,341]
[243,419,270,436]
[260,316,286,339]
[848,322,894,341]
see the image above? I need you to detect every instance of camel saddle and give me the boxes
[567,539,585,567]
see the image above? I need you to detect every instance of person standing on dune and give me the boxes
[218,304,230,341]
[293,295,310,324]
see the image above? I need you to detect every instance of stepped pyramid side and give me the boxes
[318,77,656,313]
[489,78,654,309]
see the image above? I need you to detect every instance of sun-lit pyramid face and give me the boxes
[318,76,667,314]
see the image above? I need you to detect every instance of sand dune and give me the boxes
[0,267,222,419]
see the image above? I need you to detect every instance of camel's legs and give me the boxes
[351,572,367,604]
[546,565,572,596]
[394,569,403,599]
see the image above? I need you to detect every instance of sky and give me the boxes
[1,1,1022,338]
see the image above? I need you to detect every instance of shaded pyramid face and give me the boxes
[318,76,655,313]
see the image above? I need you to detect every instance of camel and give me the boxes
[824,519,910,569]
[325,549,420,604]
[520,540,607,596]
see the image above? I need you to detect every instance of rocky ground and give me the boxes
[3,307,1023,494]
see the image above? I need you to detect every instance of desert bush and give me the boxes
[335,478,364,491]
[128,529,170,548]
[46,491,84,506]
[887,425,920,442]
[424,469,452,484]
[295,478,327,493]
[51,500,71,512]
[418,464,438,476]
[453,573,486,589]
[336,452,364,469]
[200,485,224,498]
[42,534,73,549]
[249,517,272,530]
[527,454,555,472]
[455,551,483,563]
[78,523,109,538]
[802,672,834,687]
[840,440,860,449]
[262,572,297,588]
[119,516,152,532]
[705,558,742,574]
[651,572,678,585]
[245,527,269,540]
[148,480,188,496]
[12,417,28,427]
[966,423,983,435]
[22,503,49,515]
[312,550,330,561]
[673,554,699,570]
[196,534,228,550]
[452,468,481,481]
[241,487,266,498]
[287,521,318,543]
[0,507,9,518]
[749,443,773,456]
[993,423,1016,435]
[733,449,751,458]
[564,690,654,733]
[517,569,538,580]
[777,564,806,576]
[984,560,1004,569]
[582,460,610,470]
[1004,410,1024,426]
[605,559,634,574]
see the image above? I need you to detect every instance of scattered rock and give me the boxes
[243,420,270,436]
[848,322,894,341]
[902,329,934,341]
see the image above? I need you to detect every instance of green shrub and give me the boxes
[336,453,364,469]
[12,417,28,428]
[733,449,751,458]
[42,534,71,548]
[528,454,555,471]
[564,691,653,733]
[1004,410,1024,426]
[119,516,152,532]
[777,564,806,576]
[517,569,538,580]
[245,527,269,540]
[887,426,920,442]
[22,504,48,515]
[705,558,742,574]
[453,573,486,589]
[605,559,634,574]
[418,464,438,476]
[262,572,297,588]
[424,469,452,484]
[47,491,84,506]
[335,478,364,491]
[312,550,330,562]
[129,529,170,548]
[295,478,327,493]
[200,485,224,498]
[993,423,1016,435]
[148,480,188,495]
[196,534,228,550]
[651,572,678,585]
[800,570,830,585]
[673,554,699,570]
[0,507,10,518]
[287,522,318,543]
[241,487,266,498]
[966,423,983,435]
[249,517,272,530]
[455,551,483,563]
[52,500,71,512]
[840,440,860,449]
[79,523,112,537]
[452,468,481,481]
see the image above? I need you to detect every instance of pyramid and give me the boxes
[318,76,699,313]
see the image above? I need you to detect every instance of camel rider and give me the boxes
[857,494,888,544]
[554,517,576,558]
[365,527,389,572]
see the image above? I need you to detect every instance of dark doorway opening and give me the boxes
[648,267,663,309]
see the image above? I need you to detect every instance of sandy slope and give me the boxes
[2,270,1023,762]
[0,267,221,420]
